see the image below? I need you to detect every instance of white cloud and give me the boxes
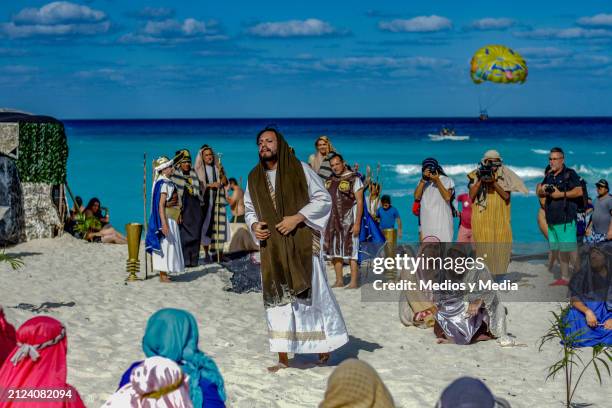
[144,18,207,37]
[517,47,572,58]
[131,7,175,21]
[527,53,611,70]
[378,15,452,33]
[469,18,515,31]
[119,18,226,44]
[320,56,450,70]
[0,65,38,74]
[0,1,110,39]
[515,27,612,39]
[248,19,339,38]
[75,68,126,83]
[577,13,612,28]
[0,21,110,38]
[13,2,106,25]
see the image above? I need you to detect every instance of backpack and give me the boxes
[564,170,589,213]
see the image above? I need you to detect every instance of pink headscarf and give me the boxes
[102,356,193,408]
[0,307,16,367]
[0,316,85,408]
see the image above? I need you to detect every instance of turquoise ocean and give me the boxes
[64,117,612,246]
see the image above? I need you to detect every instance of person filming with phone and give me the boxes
[414,157,455,242]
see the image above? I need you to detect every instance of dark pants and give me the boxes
[180,193,204,267]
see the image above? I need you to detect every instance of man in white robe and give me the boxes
[244,127,349,371]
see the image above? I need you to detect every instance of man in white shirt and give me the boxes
[414,157,455,242]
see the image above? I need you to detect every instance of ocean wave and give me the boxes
[427,134,470,141]
[595,151,607,155]
[394,164,544,179]
[532,148,578,155]
[574,165,612,177]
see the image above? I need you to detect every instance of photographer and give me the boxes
[414,157,454,242]
[468,150,527,276]
[537,147,583,286]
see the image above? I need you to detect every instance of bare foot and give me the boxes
[436,338,452,344]
[317,353,330,365]
[159,273,172,283]
[267,362,289,373]
[345,284,359,289]
[331,281,344,288]
[474,333,493,342]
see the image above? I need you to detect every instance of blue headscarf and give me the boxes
[142,308,226,405]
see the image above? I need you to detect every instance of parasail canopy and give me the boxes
[470,45,528,85]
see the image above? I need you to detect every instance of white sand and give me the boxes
[1,235,609,407]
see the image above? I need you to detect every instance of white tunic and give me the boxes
[420,175,455,242]
[245,162,349,353]
[152,177,185,274]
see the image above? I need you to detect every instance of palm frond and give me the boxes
[0,252,24,270]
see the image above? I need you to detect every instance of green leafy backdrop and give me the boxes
[17,122,68,184]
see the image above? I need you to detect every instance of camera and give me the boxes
[423,165,437,179]
[544,184,556,194]
[476,163,495,182]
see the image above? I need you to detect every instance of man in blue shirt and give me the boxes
[376,195,402,239]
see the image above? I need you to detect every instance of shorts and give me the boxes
[548,222,577,252]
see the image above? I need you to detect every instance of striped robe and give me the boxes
[201,164,230,251]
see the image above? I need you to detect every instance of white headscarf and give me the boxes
[102,357,193,408]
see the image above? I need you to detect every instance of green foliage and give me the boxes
[0,251,24,270]
[539,304,612,407]
[73,213,102,239]
[17,122,68,184]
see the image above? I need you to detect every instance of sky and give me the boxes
[1,0,612,119]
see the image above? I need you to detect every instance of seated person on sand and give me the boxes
[432,244,509,345]
[0,316,86,407]
[83,197,127,244]
[399,236,440,329]
[103,356,193,407]
[320,359,395,408]
[64,195,84,236]
[118,309,226,408]
[564,244,612,347]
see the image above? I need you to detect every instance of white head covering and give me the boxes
[483,149,502,161]
[154,156,173,172]
[102,356,193,408]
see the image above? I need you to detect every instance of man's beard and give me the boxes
[259,152,278,163]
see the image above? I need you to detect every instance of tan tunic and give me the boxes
[469,171,513,276]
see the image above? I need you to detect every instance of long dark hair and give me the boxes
[85,198,102,218]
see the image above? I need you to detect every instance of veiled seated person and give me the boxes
[118,309,226,407]
[433,244,511,346]
[564,244,612,347]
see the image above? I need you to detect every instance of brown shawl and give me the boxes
[247,131,313,308]
[320,359,395,408]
